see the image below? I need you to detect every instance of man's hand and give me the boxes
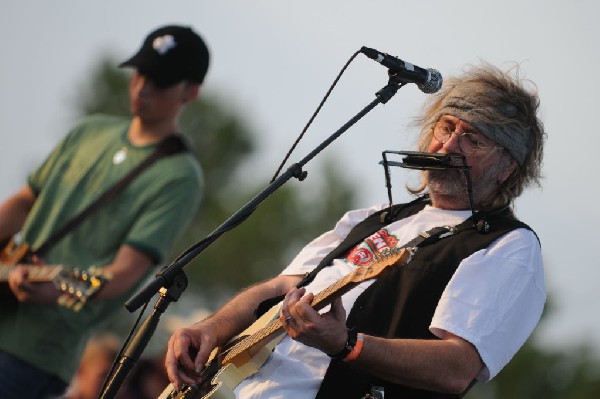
[279,287,348,356]
[163,274,303,391]
[165,320,219,391]
[7,265,60,304]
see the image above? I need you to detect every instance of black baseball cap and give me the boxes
[120,25,210,88]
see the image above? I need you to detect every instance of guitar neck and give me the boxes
[0,264,63,283]
[221,248,411,366]
[222,278,360,365]
[309,270,360,311]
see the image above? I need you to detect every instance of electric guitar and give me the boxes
[0,240,109,311]
[158,246,415,399]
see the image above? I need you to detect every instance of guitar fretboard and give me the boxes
[0,264,63,282]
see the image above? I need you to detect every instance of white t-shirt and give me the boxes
[234,204,545,398]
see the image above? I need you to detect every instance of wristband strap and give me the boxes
[343,333,364,362]
[328,328,358,360]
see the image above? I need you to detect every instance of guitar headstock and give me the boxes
[349,247,415,283]
[55,267,112,312]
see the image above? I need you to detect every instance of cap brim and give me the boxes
[118,53,140,68]
[119,56,183,88]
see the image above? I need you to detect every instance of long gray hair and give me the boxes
[411,62,546,209]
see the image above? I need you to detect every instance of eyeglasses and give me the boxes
[432,120,493,154]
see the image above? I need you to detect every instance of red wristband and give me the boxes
[343,333,364,362]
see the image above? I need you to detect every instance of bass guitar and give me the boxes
[158,246,414,399]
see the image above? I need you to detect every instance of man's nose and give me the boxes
[442,131,462,152]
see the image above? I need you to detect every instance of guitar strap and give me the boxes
[297,196,430,288]
[255,196,432,317]
[32,134,191,258]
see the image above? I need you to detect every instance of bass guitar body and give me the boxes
[159,305,285,399]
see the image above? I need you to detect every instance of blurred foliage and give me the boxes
[78,58,130,117]
[466,301,600,398]
[467,341,600,399]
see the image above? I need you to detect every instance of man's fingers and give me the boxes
[7,266,33,300]
[165,340,183,389]
[329,297,346,321]
[194,333,216,372]
[280,287,305,326]
[173,332,198,372]
[165,330,204,390]
[294,292,316,323]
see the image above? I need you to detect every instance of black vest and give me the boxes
[313,198,534,399]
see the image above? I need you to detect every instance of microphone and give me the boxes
[360,46,442,93]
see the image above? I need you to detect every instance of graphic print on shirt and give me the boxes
[345,228,399,267]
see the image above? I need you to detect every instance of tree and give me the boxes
[466,301,600,398]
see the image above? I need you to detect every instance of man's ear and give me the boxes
[183,83,200,103]
[499,158,518,183]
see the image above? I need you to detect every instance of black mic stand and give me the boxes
[99,272,188,399]
[98,76,406,399]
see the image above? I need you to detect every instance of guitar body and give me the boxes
[204,304,286,399]
[160,339,284,399]
[159,305,285,399]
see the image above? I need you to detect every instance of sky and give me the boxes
[1,1,599,355]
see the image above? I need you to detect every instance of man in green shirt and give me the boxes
[0,25,209,398]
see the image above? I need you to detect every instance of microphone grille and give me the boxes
[418,68,443,94]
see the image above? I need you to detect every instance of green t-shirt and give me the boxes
[0,114,203,382]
